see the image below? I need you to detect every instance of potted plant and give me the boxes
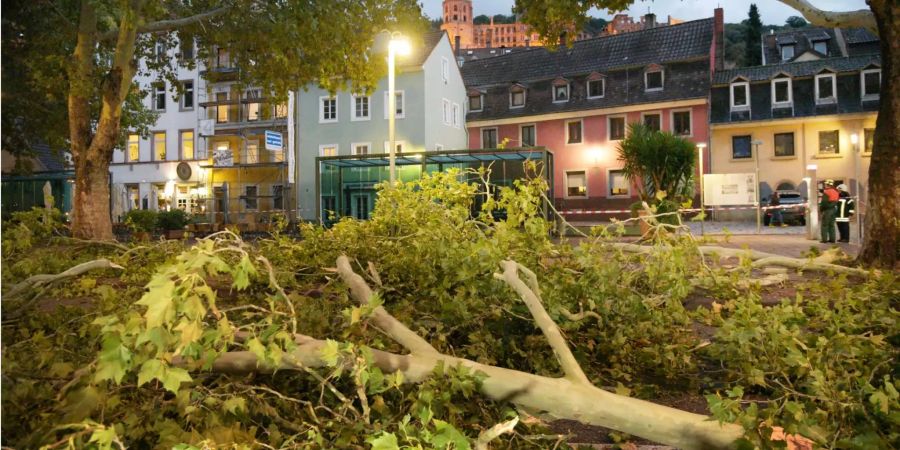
[617,123,697,236]
[124,209,158,241]
[157,209,191,239]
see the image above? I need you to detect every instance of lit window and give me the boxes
[245,141,259,164]
[180,131,194,160]
[127,134,139,162]
[566,171,587,197]
[275,102,288,118]
[774,133,794,157]
[864,128,874,153]
[216,92,228,123]
[815,73,836,104]
[818,130,839,154]
[153,132,166,161]
[772,78,792,106]
[320,96,337,122]
[319,144,338,157]
[732,135,752,159]
[672,111,691,136]
[609,170,629,196]
[567,120,582,144]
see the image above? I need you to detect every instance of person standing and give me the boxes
[768,191,787,227]
[835,184,855,243]
[820,180,839,243]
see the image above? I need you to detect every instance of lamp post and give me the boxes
[696,142,707,236]
[751,140,763,234]
[387,33,411,185]
[850,132,862,243]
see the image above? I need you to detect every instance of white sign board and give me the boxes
[199,119,215,137]
[703,173,757,206]
[265,130,283,151]
[213,149,234,167]
[287,92,295,184]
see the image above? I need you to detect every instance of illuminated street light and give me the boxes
[387,32,411,185]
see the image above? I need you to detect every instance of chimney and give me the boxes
[643,13,656,29]
[455,35,461,58]
[713,7,724,71]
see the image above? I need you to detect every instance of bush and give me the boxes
[617,123,696,206]
[124,209,157,232]
[157,209,190,230]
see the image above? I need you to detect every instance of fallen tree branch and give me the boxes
[476,417,519,450]
[335,255,438,355]
[750,256,869,277]
[495,260,591,385]
[559,305,602,323]
[5,259,125,299]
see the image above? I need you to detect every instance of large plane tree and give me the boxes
[2,0,424,240]
[515,0,898,269]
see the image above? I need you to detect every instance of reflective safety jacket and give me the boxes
[836,193,855,223]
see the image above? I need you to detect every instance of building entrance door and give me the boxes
[350,192,372,220]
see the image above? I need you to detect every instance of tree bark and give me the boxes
[857,0,900,269]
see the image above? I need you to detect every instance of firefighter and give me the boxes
[836,184,855,243]
[820,180,839,243]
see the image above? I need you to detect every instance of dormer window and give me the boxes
[509,84,526,108]
[645,66,663,91]
[861,68,881,100]
[730,79,750,111]
[552,78,570,103]
[812,40,827,55]
[586,72,606,99]
[815,71,837,104]
[771,76,792,107]
[781,44,795,61]
[467,88,484,112]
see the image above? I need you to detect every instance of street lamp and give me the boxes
[696,142,707,236]
[850,132,862,242]
[751,139,763,234]
[387,33,411,185]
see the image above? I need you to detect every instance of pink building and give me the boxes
[461,9,725,216]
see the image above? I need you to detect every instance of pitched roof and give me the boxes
[403,30,446,67]
[461,17,714,86]
[32,143,69,172]
[845,27,878,44]
[713,54,881,84]
[762,27,842,64]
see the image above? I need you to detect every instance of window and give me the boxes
[213,186,226,213]
[587,79,605,98]
[862,69,881,99]
[510,86,525,108]
[566,120,582,144]
[244,186,258,210]
[153,83,166,111]
[481,128,498,149]
[180,131,194,160]
[383,141,405,153]
[216,92,228,123]
[520,125,535,147]
[608,116,626,141]
[864,128,874,153]
[774,132,795,157]
[815,73,836,104]
[179,39,194,61]
[452,103,460,128]
[468,94,483,111]
[565,171,587,198]
[818,130,839,154]
[321,195,336,216]
[553,84,569,102]
[352,143,370,155]
[155,42,166,60]
[730,82,749,109]
[245,141,259,164]
[319,144,338,157]
[672,111,691,136]
[320,96,337,123]
[181,81,194,109]
[275,102,288,118]
[609,170,629,196]
[352,95,370,121]
[127,184,140,209]
[441,57,450,82]
[732,135,752,159]
[153,132,166,161]
[247,101,260,121]
[643,113,661,132]
[383,91,405,119]
[127,134,139,162]
[442,99,451,125]
[645,70,663,91]
[813,40,827,55]
[216,47,229,68]
[781,44,794,61]
[771,78,792,106]
[272,185,284,210]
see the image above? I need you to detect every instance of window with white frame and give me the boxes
[553,83,569,102]
[153,83,166,111]
[608,116,626,141]
[127,134,140,162]
[608,170,629,196]
[730,81,750,110]
[566,120,582,144]
[383,91,405,119]
[509,86,525,108]
[352,142,370,155]
[643,113,661,132]
[587,78,605,98]
[468,94,483,112]
[645,69,663,91]
[815,72,836,104]
[862,69,881,100]
[452,103,460,128]
[153,132,166,161]
[180,130,194,160]
[481,128,497,149]
[771,77,792,106]
[320,96,337,123]
[181,81,194,109]
[319,144,338,157]
[672,110,691,136]
[441,57,450,82]
[520,124,535,147]
[352,95,370,121]
[781,44,794,61]
[442,99,451,125]
[565,171,587,198]
[244,185,258,210]
[383,141,405,153]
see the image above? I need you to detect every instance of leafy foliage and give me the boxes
[124,209,158,233]
[157,209,191,231]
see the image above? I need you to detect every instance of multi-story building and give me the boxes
[440,0,554,49]
[296,31,468,221]
[605,13,683,36]
[110,39,207,221]
[462,10,724,215]
[709,27,880,215]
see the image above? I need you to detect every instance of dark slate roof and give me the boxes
[845,27,878,44]
[713,54,881,84]
[403,30,446,67]
[32,143,69,172]
[762,27,841,64]
[461,17,713,86]
[459,47,523,62]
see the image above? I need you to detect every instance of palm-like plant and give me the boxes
[617,123,697,207]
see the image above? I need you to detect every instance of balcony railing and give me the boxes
[203,148,286,168]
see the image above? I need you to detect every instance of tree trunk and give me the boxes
[71,153,115,240]
[858,0,900,269]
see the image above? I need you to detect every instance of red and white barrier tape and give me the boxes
[559,203,809,216]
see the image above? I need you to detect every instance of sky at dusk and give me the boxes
[419,0,869,26]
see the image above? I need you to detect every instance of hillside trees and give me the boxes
[744,5,764,66]
[1,0,425,240]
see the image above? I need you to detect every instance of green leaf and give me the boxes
[137,359,164,387]
[95,335,132,384]
[431,419,471,449]
[247,337,267,363]
[320,339,341,367]
[368,432,400,450]
[231,255,257,290]
[161,366,192,393]
[223,396,247,415]
[135,279,176,328]
[89,427,118,450]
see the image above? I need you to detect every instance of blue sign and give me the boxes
[265,130,283,151]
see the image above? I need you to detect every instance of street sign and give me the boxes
[265,130,283,151]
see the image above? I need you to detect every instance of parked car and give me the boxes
[764,190,806,226]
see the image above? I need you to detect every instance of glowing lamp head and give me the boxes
[696,143,707,150]
[389,38,411,56]
[850,133,859,145]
